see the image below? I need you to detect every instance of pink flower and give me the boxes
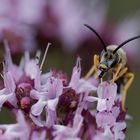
[30,77,63,127]
[93,82,126,140]
[0,110,30,140]
[53,114,83,140]
[0,41,19,109]
[96,111,116,128]
[30,57,97,127]
[69,57,81,90]
[77,81,126,140]
[69,57,97,92]
[0,43,41,110]
[31,130,47,140]
[0,71,17,110]
[112,122,126,140]
[97,82,117,111]
[0,43,129,140]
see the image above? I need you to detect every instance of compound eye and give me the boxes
[109,54,113,59]
[104,53,108,58]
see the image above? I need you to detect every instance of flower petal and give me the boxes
[25,60,40,80]
[31,130,46,140]
[97,82,117,111]
[47,98,58,111]
[73,114,83,135]
[30,114,45,127]
[96,112,116,128]
[31,99,46,116]
[30,89,47,100]
[97,99,107,112]
[69,57,81,90]
[0,93,15,110]
[46,77,63,99]
[113,122,126,140]
[46,107,57,128]
[78,79,97,93]
[86,96,107,112]
[4,72,16,92]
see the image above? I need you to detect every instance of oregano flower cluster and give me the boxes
[0,44,127,140]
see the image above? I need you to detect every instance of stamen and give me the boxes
[40,43,51,70]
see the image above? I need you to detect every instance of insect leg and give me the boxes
[115,67,128,81]
[84,54,99,79]
[110,63,122,83]
[122,72,134,112]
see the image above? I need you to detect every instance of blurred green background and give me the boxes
[0,0,140,139]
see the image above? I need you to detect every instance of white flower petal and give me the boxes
[85,96,107,112]
[46,77,63,99]
[7,93,17,108]
[0,93,14,110]
[97,99,107,112]
[47,98,58,111]
[113,122,126,140]
[0,88,7,95]
[85,96,98,102]
[25,60,39,79]
[46,108,57,128]
[30,89,46,99]
[30,114,45,127]
[73,114,83,135]
[4,72,16,92]
[55,79,63,97]
[78,79,97,93]
[31,99,46,116]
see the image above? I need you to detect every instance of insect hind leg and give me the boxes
[122,72,134,112]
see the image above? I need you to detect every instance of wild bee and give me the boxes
[84,24,140,111]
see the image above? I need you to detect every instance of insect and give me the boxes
[84,24,140,111]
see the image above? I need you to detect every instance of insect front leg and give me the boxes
[122,72,134,112]
[110,63,122,84]
[84,54,99,79]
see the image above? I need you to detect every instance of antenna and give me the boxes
[84,24,107,51]
[113,36,140,53]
